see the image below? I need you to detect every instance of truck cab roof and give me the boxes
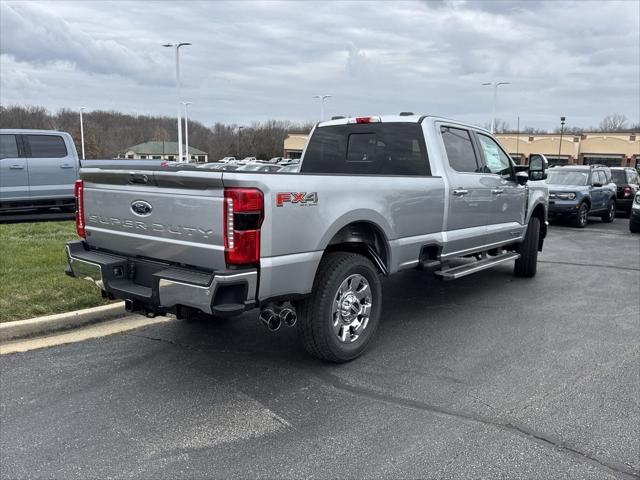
[317,114,490,134]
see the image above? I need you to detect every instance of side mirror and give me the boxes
[528,154,548,181]
[592,182,602,188]
[515,171,529,185]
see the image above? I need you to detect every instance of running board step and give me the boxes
[434,252,520,280]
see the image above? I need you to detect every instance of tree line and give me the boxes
[1,105,637,160]
[0,105,314,160]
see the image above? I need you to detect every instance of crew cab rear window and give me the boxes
[0,134,19,159]
[302,123,430,175]
[440,127,479,173]
[25,135,68,158]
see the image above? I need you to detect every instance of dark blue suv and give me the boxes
[546,165,617,228]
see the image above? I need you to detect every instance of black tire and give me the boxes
[514,216,540,278]
[572,202,589,228]
[630,220,640,233]
[296,252,382,363]
[601,199,615,223]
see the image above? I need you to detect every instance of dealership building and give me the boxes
[119,141,209,162]
[284,131,639,168]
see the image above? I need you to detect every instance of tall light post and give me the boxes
[182,101,192,162]
[558,116,566,164]
[237,126,244,158]
[163,42,191,162]
[78,107,86,160]
[482,81,510,133]
[313,94,332,121]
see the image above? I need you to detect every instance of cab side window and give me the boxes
[440,126,479,173]
[477,134,512,176]
[25,135,68,158]
[0,134,19,159]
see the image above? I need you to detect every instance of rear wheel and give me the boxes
[296,252,382,363]
[514,216,540,278]
[572,202,588,228]
[601,199,615,223]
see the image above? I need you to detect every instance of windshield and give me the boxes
[610,170,627,184]
[546,170,589,186]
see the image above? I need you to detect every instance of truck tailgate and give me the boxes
[80,169,226,270]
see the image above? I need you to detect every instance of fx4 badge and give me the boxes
[276,192,318,207]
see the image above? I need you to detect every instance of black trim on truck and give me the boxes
[65,240,257,317]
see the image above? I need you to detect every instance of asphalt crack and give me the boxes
[127,331,639,479]
[314,370,640,480]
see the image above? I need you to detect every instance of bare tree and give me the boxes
[598,113,628,132]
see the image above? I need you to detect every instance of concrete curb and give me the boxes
[0,302,127,342]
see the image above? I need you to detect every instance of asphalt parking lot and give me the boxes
[1,219,639,480]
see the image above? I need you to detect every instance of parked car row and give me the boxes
[545,163,639,229]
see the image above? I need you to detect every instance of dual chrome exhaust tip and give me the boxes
[259,306,297,332]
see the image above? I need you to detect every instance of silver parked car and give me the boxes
[1,129,79,212]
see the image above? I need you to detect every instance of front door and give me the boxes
[0,134,29,203]
[439,125,492,256]
[24,133,77,200]
[475,132,527,245]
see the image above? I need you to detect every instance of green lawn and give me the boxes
[0,221,110,322]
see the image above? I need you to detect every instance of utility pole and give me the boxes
[482,82,510,133]
[163,42,191,162]
[79,107,86,160]
[313,94,332,121]
[182,101,192,162]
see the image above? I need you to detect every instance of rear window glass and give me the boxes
[302,123,430,175]
[0,134,19,159]
[26,135,68,158]
[610,170,628,184]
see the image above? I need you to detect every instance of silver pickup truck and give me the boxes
[1,129,80,212]
[65,115,549,362]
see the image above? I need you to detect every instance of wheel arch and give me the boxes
[322,219,391,275]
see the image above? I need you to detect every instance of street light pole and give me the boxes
[79,107,86,160]
[482,82,510,133]
[238,126,244,158]
[163,42,191,162]
[558,116,566,164]
[313,94,332,121]
[182,102,192,162]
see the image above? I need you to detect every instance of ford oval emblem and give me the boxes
[131,200,153,216]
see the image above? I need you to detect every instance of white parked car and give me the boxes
[219,157,236,163]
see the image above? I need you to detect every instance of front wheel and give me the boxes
[572,202,589,228]
[296,252,382,363]
[630,220,640,233]
[514,216,540,278]
[601,200,615,223]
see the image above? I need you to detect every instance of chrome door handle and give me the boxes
[452,189,469,196]
[60,164,73,169]
[9,164,24,170]
[491,189,504,195]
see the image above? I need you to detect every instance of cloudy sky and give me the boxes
[1,0,638,130]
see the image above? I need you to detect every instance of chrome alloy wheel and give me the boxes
[332,274,372,344]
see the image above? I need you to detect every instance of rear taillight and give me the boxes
[624,186,632,197]
[224,188,263,266]
[74,179,85,238]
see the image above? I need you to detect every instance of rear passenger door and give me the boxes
[590,170,606,211]
[439,125,490,255]
[24,134,77,200]
[474,132,527,245]
[0,134,29,202]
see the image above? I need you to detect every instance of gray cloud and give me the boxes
[0,0,638,130]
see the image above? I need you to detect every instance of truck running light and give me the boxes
[224,188,264,266]
[74,179,85,238]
